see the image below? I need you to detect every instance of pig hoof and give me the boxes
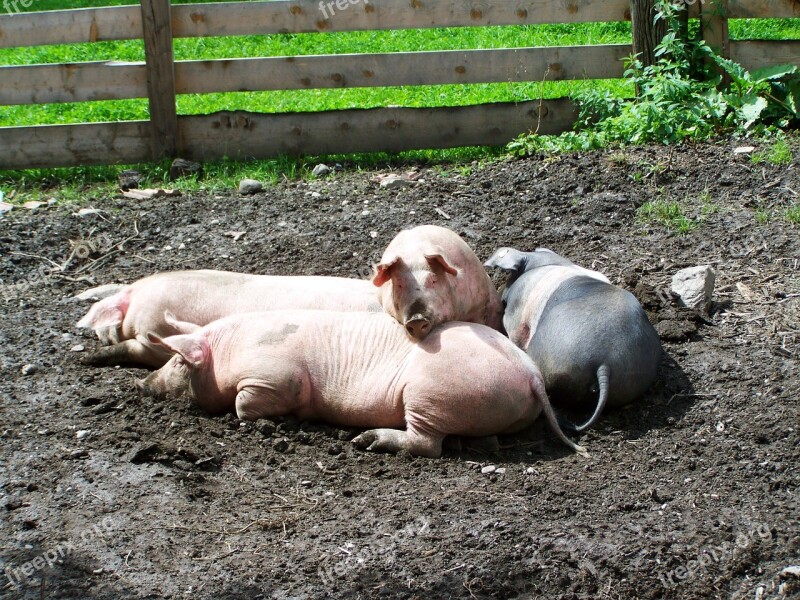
[351,429,404,454]
[351,430,380,451]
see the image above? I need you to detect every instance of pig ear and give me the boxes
[372,256,400,287]
[146,332,207,368]
[425,253,458,276]
[164,310,202,335]
[484,247,526,275]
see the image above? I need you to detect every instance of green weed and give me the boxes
[637,198,697,234]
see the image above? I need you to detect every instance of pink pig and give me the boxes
[373,225,504,340]
[76,271,379,367]
[135,310,587,459]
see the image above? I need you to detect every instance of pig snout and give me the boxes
[404,314,432,339]
[134,373,164,399]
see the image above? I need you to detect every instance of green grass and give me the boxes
[637,199,698,234]
[786,204,800,224]
[0,145,507,201]
[751,139,794,165]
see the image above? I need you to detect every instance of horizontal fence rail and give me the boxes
[0,0,640,49]
[0,0,798,168]
[0,99,576,169]
[0,45,635,105]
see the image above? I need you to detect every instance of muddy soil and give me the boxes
[1,139,798,600]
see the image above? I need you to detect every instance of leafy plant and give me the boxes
[508,1,800,156]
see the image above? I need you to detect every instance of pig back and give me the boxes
[528,280,661,408]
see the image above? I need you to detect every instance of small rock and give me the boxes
[481,465,497,474]
[169,158,202,181]
[23,201,45,210]
[128,443,161,464]
[328,443,343,455]
[310,191,322,199]
[733,146,755,154]
[781,566,800,579]
[238,179,263,195]
[273,438,290,453]
[495,467,506,475]
[525,467,535,475]
[379,175,411,189]
[0,201,13,214]
[671,265,715,311]
[76,430,90,440]
[300,480,313,487]
[75,208,102,217]
[118,169,143,191]
[311,164,331,178]
[70,344,85,353]
[68,449,88,459]
[21,364,37,376]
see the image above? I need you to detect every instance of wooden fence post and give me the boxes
[140,0,177,160]
[701,0,729,58]
[630,0,667,68]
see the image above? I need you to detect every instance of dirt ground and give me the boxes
[1,139,798,600]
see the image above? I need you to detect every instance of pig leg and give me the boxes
[234,369,307,421]
[352,427,444,458]
[83,340,169,368]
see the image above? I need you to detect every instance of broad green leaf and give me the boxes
[740,95,768,129]
[751,64,799,82]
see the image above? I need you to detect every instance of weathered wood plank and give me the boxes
[730,39,800,71]
[176,45,630,95]
[0,62,147,105]
[141,0,178,160]
[177,99,577,160]
[728,0,800,19]
[1,45,630,106]
[0,121,151,169]
[171,0,633,38]
[0,6,141,49]
[702,0,729,58]
[2,0,796,50]
[1,0,635,49]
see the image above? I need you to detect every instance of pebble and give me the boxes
[21,364,37,376]
[300,480,313,487]
[310,191,322,199]
[76,430,90,440]
[781,566,800,579]
[379,175,411,189]
[238,178,263,195]
[311,164,331,178]
[70,344,85,352]
[481,465,497,474]
[495,468,506,475]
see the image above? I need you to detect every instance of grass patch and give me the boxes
[637,198,697,234]
[786,204,800,224]
[0,145,506,203]
[751,139,793,165]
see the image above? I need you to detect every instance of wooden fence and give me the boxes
[0,0,798,169]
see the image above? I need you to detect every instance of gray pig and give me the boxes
[485,247,662,431]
